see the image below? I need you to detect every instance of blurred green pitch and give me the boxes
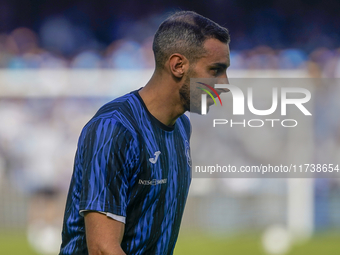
[1,231,340,255]
[174,231,340,255]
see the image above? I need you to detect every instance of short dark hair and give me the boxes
[152,11,230,69]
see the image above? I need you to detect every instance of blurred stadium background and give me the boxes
[0,0,340,254]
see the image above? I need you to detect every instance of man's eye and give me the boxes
[211,68,220,76]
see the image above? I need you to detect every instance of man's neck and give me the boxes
[138,72,185,126]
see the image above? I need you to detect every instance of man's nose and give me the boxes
[216,75,230,93]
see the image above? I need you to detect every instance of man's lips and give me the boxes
[216,88,230,94]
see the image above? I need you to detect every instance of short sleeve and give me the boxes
[78,117,139,218]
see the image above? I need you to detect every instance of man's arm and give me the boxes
[84,212,126,255]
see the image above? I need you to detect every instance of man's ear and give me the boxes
[168,53,188,79]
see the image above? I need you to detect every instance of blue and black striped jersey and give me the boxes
[59,89,192,255]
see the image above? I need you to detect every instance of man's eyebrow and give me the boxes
[210,63,229,69]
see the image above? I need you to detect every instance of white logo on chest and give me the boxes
[149,151,161,164]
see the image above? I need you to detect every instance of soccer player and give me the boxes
[59,11,230,255]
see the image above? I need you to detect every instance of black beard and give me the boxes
[179,81,190,112]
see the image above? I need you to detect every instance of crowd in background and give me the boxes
[0,25,340,77]
[0,9,339,77]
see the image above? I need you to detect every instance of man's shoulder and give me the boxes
[95,90,139,119]
[82,90,141,137]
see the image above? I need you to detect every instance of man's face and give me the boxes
[180,38,230,113]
